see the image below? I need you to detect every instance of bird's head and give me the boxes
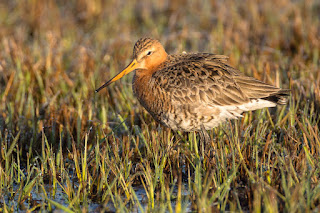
[96,38,167,92]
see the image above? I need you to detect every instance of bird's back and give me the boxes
[135,53,289,131]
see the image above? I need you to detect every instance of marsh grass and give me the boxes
[0,0,320,212]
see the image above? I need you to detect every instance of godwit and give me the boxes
[96,38,289,149]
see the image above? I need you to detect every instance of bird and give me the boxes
[96,37,289,150]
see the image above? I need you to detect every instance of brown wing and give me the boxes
[151,53,288,106]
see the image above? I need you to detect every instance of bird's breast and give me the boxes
[132,72,170,122]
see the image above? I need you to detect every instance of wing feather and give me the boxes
[152,53,288,107]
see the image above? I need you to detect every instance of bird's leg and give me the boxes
[199,125,211,158]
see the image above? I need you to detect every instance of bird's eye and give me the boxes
[146,51,152,56]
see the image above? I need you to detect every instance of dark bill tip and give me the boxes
[95,80,112,93]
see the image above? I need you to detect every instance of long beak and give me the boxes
[95,59,138,93]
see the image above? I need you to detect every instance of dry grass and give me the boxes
[0,0,320,212]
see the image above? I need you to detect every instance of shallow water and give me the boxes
[4,183,191,212]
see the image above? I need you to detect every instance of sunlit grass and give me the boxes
[0,0,319,211]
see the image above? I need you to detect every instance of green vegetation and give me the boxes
[0,0,319,212]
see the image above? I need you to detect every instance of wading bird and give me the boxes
[96,38,289,152]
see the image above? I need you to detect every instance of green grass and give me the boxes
[0,0,320,212]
